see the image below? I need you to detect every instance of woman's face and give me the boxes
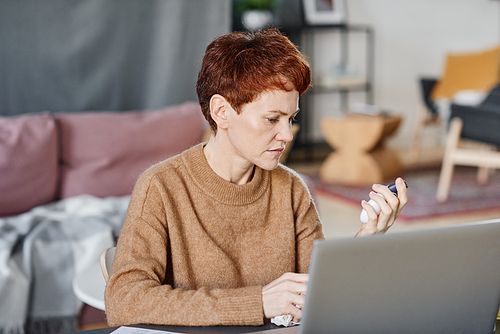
[225,88,300,171]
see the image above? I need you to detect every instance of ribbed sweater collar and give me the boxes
[183,144,270,206]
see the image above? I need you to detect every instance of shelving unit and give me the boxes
[293,24,375,161]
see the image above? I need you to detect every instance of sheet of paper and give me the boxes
[110,326,185,334]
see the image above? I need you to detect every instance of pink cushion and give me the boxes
[0,113,59,217]
[58,102,207,199]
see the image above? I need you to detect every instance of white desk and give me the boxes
[72,261,106,311]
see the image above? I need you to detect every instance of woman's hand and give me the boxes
[356,177,408,237]
[262,272,308,322]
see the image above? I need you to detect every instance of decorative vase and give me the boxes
[241,9,273,31]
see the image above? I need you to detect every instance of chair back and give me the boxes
[100,246,116,283]
[419,77,439,117]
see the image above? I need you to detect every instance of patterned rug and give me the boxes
[309,166,500,222]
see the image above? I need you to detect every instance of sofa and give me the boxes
[0,101,208,218]
[0,101,208,333]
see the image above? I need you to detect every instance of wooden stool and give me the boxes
[320,114,403,186]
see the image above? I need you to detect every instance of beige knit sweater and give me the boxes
[105,144,324,327]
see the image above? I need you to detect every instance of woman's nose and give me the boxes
[277,122,294,142]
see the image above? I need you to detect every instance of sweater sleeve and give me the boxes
[104,172,264,327]
[292,174,325,273]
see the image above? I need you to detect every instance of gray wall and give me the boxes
[0,0,230,115]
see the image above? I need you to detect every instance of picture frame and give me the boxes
[302,0,347,26]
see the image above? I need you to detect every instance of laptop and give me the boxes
[256,219,500,334]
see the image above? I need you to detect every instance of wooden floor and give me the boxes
[290,145,500,239]
[313,190,500,240]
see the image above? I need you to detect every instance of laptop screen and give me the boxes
[300,219,500,334]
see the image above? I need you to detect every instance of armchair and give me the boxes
[411,45,500,166]
[436,85,500,202]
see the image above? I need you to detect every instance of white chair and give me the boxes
[436,117,500,202]
[73,249,111,311]
[100,246,116,283]
[436,85,500,202]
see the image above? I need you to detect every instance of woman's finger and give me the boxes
[261,273,309,319]
[395,177,408,216]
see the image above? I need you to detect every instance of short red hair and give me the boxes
[196,28,311,132]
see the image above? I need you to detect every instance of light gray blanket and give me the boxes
[0,195,130,334]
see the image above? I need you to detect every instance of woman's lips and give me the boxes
[268,148,284,155]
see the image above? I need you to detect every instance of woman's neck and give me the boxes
[203,134,255,185]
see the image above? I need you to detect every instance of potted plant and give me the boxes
[234,0,277,31]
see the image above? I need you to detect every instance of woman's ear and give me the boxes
[210,94,230,130]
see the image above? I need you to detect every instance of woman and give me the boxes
[105,28,408,327]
